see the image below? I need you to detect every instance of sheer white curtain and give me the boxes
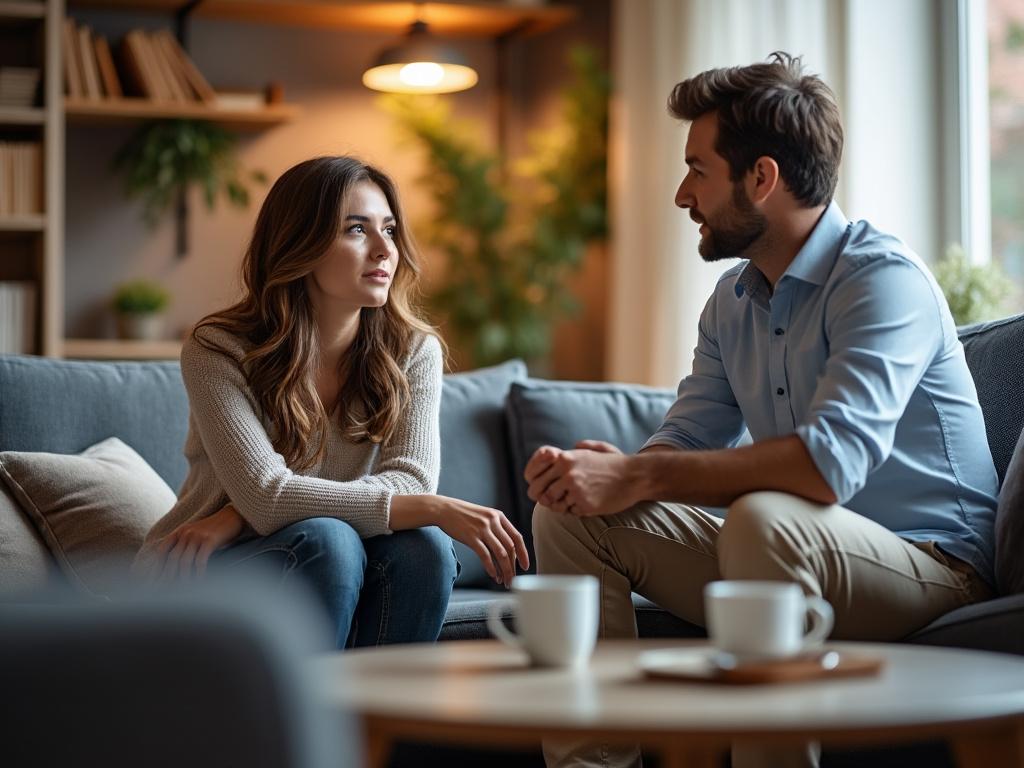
[607,0,837,387]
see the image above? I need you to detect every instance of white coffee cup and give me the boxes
[487,575,599,668]
[703,580,834,660]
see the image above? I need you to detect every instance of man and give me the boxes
[527,52,997,768]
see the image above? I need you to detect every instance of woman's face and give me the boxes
[306,180,400,314]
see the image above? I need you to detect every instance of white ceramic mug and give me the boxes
[703,580,834,660]
[487,575,599,668]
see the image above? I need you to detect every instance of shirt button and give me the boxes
[774,328,784,335]
[776,387,785,396]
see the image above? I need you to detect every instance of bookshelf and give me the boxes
[47,1,574,361]
[63,337,182,359]
[0,106,45,124]
[65,96,298,128]
[0,1,45,20]
[0,0,61,356]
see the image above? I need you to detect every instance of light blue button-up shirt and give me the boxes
[645,202,997,584]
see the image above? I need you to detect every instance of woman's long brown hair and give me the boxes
[194,156,440,471]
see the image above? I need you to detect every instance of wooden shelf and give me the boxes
[0,107,45,125]
[67,1,576,37]
[0,1,45,20]
[65,97,299,129]
[0,214,45,231]
[63,338,183,360]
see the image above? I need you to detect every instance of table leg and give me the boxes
[362,721,393,768]
[951,720,1024,768]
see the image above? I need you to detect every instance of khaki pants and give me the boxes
[533,491,992,768]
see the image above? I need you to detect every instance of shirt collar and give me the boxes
[734,201,848,301]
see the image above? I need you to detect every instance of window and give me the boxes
[987,0,1024,286]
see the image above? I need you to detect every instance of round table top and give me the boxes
[313,639,1024,738]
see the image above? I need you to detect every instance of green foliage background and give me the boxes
[383,47,610,367]
[934,243,1011,325]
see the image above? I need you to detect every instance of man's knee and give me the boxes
[532,504,575,552]
[532,503,610,576]
[718,492,804,579]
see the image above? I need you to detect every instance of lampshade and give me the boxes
[362,20,479,94]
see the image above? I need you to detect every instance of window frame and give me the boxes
[945,0,992,265]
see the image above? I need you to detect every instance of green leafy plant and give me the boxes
[113,119,267,226]
[382,46,609,367]
[112,279,170,314]
[934,243,1011,325]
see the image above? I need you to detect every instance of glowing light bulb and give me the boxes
[399,62,445,87]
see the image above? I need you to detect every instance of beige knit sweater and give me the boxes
[136,325,442,565]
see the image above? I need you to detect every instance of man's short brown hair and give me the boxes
[668,52,843,208]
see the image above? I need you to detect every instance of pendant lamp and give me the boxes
[362,20,479,94]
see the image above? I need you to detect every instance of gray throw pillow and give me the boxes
[506,379,677,563]
[0,437,175,595]
[995,426,1024,594]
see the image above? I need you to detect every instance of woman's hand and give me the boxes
[391,495,529,587]
[154,503,245,581]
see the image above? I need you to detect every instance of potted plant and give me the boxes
[933,243,1012,325]
[112,280,171,341]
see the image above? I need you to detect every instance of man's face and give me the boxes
[675,112,767,262]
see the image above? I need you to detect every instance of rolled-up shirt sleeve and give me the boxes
[643,294,747,452]
[795,257,945,503]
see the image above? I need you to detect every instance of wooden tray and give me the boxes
[637,647,884,685]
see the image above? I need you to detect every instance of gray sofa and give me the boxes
[1,313,1022,766]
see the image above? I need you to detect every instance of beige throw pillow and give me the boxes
[0,486,56,598]
[0,437,175,595]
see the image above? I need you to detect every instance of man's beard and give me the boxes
[696,184,768,262]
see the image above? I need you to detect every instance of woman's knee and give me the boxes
[388,526,458,586]
[285,517,366,577]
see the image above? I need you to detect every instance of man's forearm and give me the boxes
[630,434,838,507]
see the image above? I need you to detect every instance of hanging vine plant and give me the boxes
[113,119,267,227]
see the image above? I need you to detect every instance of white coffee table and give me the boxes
[313,639,1024,768]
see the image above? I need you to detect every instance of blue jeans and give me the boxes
[212,518,459,649]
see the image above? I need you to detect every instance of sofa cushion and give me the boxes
[439,360,527,588]
[995,426,1024,595]
[906,593,1024,655]
[959,313,1024,486]
[505,379,676,563]
[0,437,176,595]
[0,485,58,599]
[0,356,190,491]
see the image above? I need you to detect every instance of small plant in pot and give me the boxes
[112,280,170,341]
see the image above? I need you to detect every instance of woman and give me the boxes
[137,156,528,648]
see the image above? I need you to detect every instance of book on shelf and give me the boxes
[0,67,41,108]
[62,18,83,98]
[62,20,215,105]
[77,25,102,99]
[213,90,267,111]
[155,29,215,103]
[0,142,43,217]
[93,35,122,99]
[0,282,37,355]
